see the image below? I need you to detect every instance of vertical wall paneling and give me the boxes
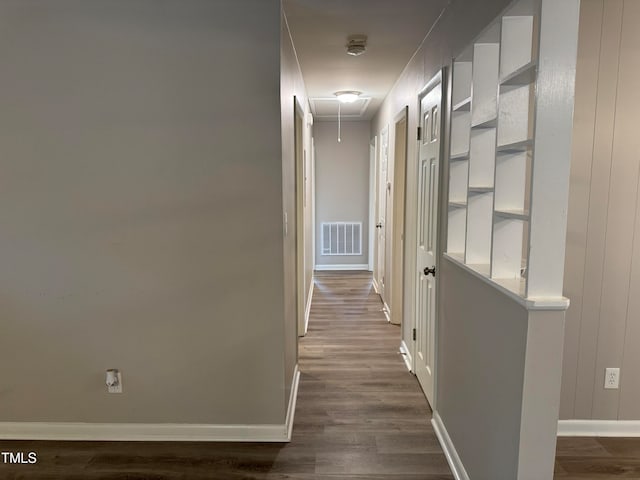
[562,0,640,421]
[560,0,604,420]
[571,0,624,419]
[593,0,640,420]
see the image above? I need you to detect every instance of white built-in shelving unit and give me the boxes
[445,0,572,301]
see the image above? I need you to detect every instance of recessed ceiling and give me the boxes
[283,0,449,121]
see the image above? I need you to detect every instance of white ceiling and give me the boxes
[283,0,449,121]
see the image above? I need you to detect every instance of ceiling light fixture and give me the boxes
[335,90,361,103]
[334,91,362,143]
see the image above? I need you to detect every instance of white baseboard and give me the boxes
[0,365,301,443]
[303,281,314,336]
[558,419,640,437]
[399,340,413,372]
[372,277,380,294]
[285,364,300,441]
[432,411,470,480]
[314,264,369,271]
[0,422,288,442]
[382,301,391,322]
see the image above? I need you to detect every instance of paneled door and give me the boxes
[376,127,389,304]
[415,72,442,406]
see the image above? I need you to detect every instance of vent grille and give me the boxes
[321,222,362,256]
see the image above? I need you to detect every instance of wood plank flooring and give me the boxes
[555,436,640,479]
[293,272,452,479]
[1,271,639,479]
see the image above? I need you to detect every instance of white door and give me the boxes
[415,74,442,406]
[376,127,389,302]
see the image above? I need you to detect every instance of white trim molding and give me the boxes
[314,264,369,271]
[382,301,391,322]
[399,340,413,372]
[558,420,640,437]
[432,411,470,480]
[0,366,301,443]
[303,281,314,336]
[0,422,288,443]
[285,365,301,441]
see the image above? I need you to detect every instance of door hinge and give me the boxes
[412,328,416,341]
[417,126,422,141]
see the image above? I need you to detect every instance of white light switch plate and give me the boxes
[108,372,123,394]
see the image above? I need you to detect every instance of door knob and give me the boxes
[423,266,436,276]
[376,223,383,229]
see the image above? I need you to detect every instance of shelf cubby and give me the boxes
[494,149,531,213]
[491,216,529,280]
[499,15,537,81]
[465,191,494,265]
[449,159,469,203]
[452,61,473,108]
[447,205,467,255]
[469,128,496,189]
[497,82,535,147]
[451,111,471,157]
[471,43,500,128]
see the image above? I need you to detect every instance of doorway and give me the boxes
[390,107,409,326]
[294,97,305,337]
[413,71,443,407]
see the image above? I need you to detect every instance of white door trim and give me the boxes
[294,97,306,338]
[368,139,376,271]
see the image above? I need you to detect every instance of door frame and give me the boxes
[368,138,376,272]
[390,106,409,326]
[408,70,447,404]
[294,96,306,337]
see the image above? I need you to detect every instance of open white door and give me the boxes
[375,127,389,307]
[414,72,442,406]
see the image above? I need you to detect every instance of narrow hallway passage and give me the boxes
[293,271,453,478]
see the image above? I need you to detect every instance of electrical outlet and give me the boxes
[605,367,620,390]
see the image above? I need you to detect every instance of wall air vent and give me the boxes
[322,222,362,256]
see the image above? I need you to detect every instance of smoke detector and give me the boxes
[346,35,367,56]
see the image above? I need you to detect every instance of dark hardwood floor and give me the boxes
[1,271,639,479]
[555,436,640,479]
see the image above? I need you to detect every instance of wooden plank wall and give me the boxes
[561,0,640,420]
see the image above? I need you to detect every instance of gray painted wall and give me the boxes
[281,10,310,398]
[315,121,370,267]
[439,258,527,480]
[561,0,640,421]
[0,0,289,425]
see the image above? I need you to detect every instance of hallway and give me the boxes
[293,271,453,478]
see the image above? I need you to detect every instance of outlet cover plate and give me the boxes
[605,367,620,390]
